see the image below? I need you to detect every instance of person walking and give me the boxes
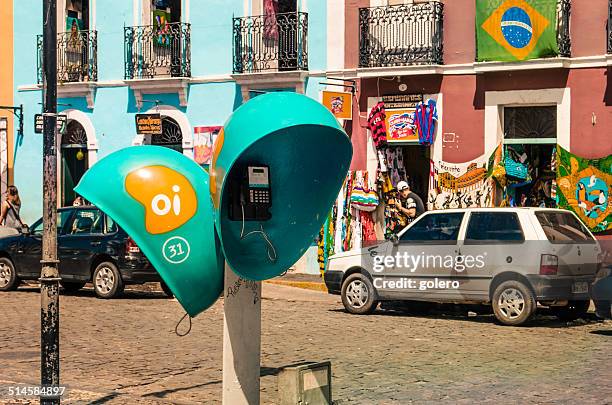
[0,185,24,232]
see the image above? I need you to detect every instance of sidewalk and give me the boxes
[265,271,327,292]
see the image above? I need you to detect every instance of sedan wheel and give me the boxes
[93,262,123,299]
[0,257,18,291]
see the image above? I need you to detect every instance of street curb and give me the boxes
[264,280,327,292]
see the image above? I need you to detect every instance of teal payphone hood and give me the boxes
[75,146,224,317]
[210,92,353,281]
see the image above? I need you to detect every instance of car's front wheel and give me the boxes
[492,280,536,326]
[341,273,378,315]
[93,262,123,299]
[552,300,590,321]
[0,257,18,291]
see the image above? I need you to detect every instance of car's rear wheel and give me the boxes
[60,281,86,293]
[160,281,174,298]
[553,300,590,321]
[93,262,123,299]
[0,257,18,291]
[492,280,536,326]
[341,273,377,315]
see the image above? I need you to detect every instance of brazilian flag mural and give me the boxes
[476,0,560,62]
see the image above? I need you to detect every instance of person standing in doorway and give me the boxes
[0,186,24,229]
[395,181,425,231]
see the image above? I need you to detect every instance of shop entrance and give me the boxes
[503,106,557,207]
[400,144,430,202]
[61,120,89,207]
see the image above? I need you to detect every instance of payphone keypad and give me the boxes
[250,189,270,204]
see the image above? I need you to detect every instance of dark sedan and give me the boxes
[0,206,170,298]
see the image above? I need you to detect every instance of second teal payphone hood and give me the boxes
[210,92,353,281]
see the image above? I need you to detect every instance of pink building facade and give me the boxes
[326,0,612,236]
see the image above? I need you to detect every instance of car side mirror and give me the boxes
[19,225,30,235]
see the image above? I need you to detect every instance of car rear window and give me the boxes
[536,211,595,243]
[465,212,524,243]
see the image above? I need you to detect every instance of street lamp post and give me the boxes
[40,1,60,404]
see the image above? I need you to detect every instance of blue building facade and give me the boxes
[14,0,332,224]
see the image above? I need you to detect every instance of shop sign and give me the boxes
[34,114,67,134]
[135,113,162,135]
[385,107,418,142]
[193,126,222,166]
[321,91,352,120]
[382,94,422,109]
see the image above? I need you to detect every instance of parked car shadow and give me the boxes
[13,283,170,300]
[330,303,603,328]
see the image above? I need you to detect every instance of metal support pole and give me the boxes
[222,263,262,405]
[40,1,60,404]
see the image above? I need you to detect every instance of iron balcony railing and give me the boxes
[359,2,444,68]
[557,0,571,57]
[124,22,191,79]
[37,30,98,84]
[233,12,308,74]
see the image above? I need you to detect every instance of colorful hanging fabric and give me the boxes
[263,0,279,41]
[556,145,612,233]
[360,210,377,243]
[350,171,379,212]
[368,102,388,148]
[414,99,438,146]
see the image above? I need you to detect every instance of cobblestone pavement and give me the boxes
[0,283,610,404]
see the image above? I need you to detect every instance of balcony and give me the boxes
[233,12,308,74]
[37,30,98,84]
[359,2,444,68]
[124,23,191,79]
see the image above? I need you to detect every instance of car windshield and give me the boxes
[536,211,595,243]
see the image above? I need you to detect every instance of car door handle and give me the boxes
[90,241,101,246]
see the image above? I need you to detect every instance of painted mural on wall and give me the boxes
[428,146,501,210]
[428,146,502,210]
[556,146,612,233]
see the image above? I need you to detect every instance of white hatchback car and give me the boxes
[324,208,602,326]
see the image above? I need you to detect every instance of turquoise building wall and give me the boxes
[13,0,328,223]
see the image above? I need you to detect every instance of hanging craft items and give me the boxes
[368,102,388,149]
[350,171,379,212]
[556,145,612,233]
[414,99,438,146]
[504,146,530,180]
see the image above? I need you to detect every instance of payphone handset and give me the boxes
[228,164,272,222]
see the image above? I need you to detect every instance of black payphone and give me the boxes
[228,164,272,222]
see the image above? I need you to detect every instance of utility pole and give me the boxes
[40,1,60,404]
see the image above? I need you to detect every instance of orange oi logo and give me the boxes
[125,166,197,235]
[209,128,225,208]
